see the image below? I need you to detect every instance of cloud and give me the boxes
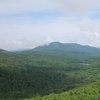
[1,0,100,50]
[0,15,79,37]
[0,16,80,50]
[0,37,54,51]
[1,0,100,15]
[52,0,100,16]
[0,0,54,14]
[79,18,100,47]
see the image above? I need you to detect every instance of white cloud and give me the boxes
[79,18,100,47]
[0,18,79,50]
[1,0,100,15]
[52,0,100,16]
[0,0,54,14]
[0,0,100,50]
[0,37,54,51]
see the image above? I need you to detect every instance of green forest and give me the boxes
[0,43,100,100]
[23,80,100,100]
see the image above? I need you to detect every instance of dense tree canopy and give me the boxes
[0,46,100,100]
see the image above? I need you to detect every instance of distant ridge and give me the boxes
[31,42,100,58]
[2,42,100,58]
[33,42,100,51]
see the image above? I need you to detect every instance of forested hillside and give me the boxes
[0,43,100,100]
[23,80,100,100]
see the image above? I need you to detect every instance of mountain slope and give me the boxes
[23,80,100,100]
[0,49,7,52]
[32,42,100,58]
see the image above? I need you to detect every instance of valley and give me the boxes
[0,42,100,100]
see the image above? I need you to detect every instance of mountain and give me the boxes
[31,42,100,58]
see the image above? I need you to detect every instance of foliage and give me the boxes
[0,45,100,99]
[23,80,100,100]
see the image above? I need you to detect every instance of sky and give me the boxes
[0,0,100,50]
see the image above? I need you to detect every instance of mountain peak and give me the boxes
[49,41,61,45]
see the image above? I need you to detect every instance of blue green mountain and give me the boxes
[32,42,100,58]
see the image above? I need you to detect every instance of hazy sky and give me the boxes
[0,0,100,50]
